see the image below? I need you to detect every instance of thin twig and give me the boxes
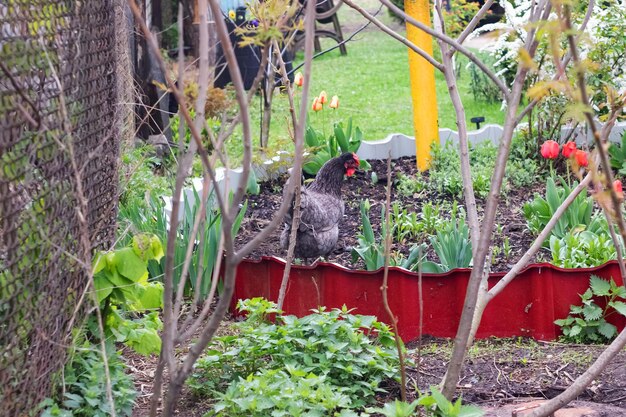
[380,154,407,402]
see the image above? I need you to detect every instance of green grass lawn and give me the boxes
[228,3,505,162]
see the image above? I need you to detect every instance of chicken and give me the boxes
[280,152,360,260]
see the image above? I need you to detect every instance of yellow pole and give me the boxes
[405,0,438,171]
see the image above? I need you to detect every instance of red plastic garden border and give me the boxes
[230,257,626,342]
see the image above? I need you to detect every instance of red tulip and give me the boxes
[294,72,303,87]
[540,140,559,159]
[575,149,588,167]
[562,141,577,158]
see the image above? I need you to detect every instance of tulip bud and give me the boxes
[614,180,623,200]
[294,72,303,87]
[312,97,322,112]
[329,95,339,109]
[318,91,328,104]
[540,140,559,159]
[562,141,577,158]
[575,149,588,167]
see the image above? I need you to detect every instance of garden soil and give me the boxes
[129,334,626,416]
[235,156,544,272]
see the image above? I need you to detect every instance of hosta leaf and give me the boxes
[590,275,611,296]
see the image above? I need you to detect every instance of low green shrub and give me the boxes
[39,341,136,417]
[555,275,626,344]
[92,234,164,355]
[549,230,618,269]
[189,298,401,415]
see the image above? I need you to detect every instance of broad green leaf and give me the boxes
[93,275,113,304]
[609,300,626,316]
[598,321,617,340]
[133,282,164,310]
[590,275,611,296]
[114,247,148,282]
[569,325,582,337]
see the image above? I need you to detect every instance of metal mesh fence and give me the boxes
[0,1,122,415]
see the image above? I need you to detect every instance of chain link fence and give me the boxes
[0,1,124,415]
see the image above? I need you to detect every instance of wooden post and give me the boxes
[405,0,438,171]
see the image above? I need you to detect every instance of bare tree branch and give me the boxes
[378,0,510,99]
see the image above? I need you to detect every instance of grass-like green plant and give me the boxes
[421,206,473,273]
[39,341,136,417]
[303,117,370,175]
[189,298,401,415]
[555,275,626,344]
[523,176,603,245]
[118,189,247,300]
[351,200,425,271]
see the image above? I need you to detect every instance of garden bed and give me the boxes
[128,333,626,416]
[235,156,542,272]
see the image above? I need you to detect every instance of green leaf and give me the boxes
[569,325,582,337]
[590,275,611,296]
[582,304,603,321]
[114,247,148,283]
[133,282,164,310]
[598,321,617,340]
[334,124,349,152]
[93,275,113,304]
[609,300,626,316]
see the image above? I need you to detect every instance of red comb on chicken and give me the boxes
[281,152,360,260]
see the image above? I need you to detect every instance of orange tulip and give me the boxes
[318,91,328,104]
[312,97,323,112]
[294,72,303,87]
[329,95,339,109]
[614,180,624,200]
[575,149,588,167]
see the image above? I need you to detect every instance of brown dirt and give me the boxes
[235,156,543,272]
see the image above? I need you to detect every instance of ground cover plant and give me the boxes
[189,298,401,415]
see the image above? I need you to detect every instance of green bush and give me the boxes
[549,230,618,269]
[555,275,626,344]
[189,298,401,414]
[429,141,515,199]
[39,342,136,417]
[118,146,172,209]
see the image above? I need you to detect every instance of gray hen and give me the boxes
[280,152,360,260]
